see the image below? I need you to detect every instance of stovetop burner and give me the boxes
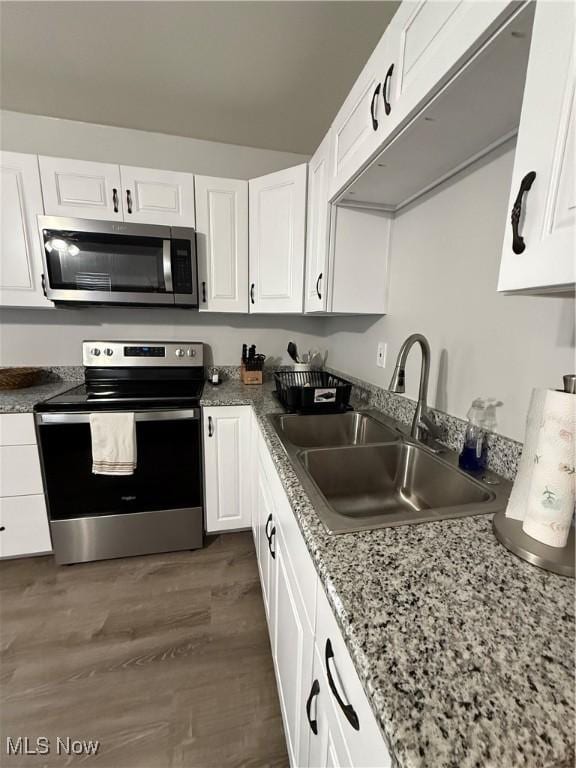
[35,340,205,413]
[35,380,205,412]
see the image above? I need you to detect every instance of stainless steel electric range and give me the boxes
[34,341,205,565]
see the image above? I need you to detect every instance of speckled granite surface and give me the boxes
[3,374,574,766]
[201,380,575,768]
[0,368,83,414]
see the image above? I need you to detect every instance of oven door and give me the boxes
[36,409,203,563]
[39,217,176,305]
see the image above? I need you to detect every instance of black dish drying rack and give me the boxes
[273,370,353,413]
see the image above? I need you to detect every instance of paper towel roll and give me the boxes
[505,389,548,521]
[521,389,575,548]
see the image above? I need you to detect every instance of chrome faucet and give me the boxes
[389,333,443,446]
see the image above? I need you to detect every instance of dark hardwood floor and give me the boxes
[0,532,288,768]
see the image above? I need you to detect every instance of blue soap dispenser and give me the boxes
[459,398,488,473]
[459,398,502,473]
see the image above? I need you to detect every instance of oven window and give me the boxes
[38,419,202,519]
[43,230,167,293]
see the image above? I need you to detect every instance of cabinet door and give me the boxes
[249,164,307,313]
[256,463,276,626]
[119,165,196,226]
[305,134,332,313]
[315,583,392,768]
[307,645,353,768]
[498,1,575,292]
[195,175,248,312]
[329,34,395,201]
[272,522,315,768]
[0,495,52,558]
[39,156,122,221]
[203,406,252,533]
[390,1,514,135]
[0,151,51,308]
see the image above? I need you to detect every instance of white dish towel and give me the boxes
[89,412,137,476]
[506,388,575,547]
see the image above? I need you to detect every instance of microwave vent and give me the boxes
[75,272,112,291]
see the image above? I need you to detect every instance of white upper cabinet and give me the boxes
[195,175,248,313]
[119,165,195,226]
[0,151,51,308]
[249,164,307,313]
[305,134,332,313]
[498,1,575,293]
[390,1,514,125]
[203,406,252,533]
[39,155,122,221]
[329,33,395,200]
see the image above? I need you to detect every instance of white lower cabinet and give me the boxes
[253,418,391,767]
[308,644,353,768]
[0,495,51,559]
[203,406,252,533]
[0,413,52,558]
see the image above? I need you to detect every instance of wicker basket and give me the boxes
[0,367,44,390]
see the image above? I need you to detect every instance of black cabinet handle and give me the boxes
[306,679,320,735]
[112,188,119,213]
[315,272,323,300]
[383,63,394,116]
[250,283,255,305]
[370,83,382,131]
[208,415,214,437]
[265,515,276,559]
[202,281,207,303]
[511,171,536,254]
[325,639,359,731]
[126,189,133,214]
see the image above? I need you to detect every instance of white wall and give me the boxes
[0,308,325,368]
[0,110,308,178]
[323,142,575,442]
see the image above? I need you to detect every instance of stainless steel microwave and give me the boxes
[38,216,198,307]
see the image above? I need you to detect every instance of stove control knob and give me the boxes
[103,348,114,357]
[187,348,196,357]
[175,348,185,358]
[90,347,101,357]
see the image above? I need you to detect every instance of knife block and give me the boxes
[240,362,263,385]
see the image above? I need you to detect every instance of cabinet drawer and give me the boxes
[0,445,43,497]
[315,580,392,767]
[0,495,51,558]
[0,413,37,446]
[257,428,317,632]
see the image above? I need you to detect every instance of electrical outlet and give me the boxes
[377,342,387,368]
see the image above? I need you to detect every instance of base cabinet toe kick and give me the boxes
[252,413,391,768]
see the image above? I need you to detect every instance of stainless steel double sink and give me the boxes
[268,411,510,534]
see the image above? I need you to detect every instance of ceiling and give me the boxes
[0,1,399,155]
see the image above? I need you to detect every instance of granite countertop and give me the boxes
[0,379,78,414]
[202,379,575,768]
[5,376,574,766]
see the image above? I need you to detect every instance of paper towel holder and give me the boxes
[493,509,574,578]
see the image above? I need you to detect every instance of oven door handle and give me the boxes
[162,240,174,293]
[37,409,199,425]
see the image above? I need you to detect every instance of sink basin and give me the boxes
[268,410,510,533]
[272,412,400,448]
[300,442,499,533]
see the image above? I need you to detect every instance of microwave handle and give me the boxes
[162,240,174,292]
